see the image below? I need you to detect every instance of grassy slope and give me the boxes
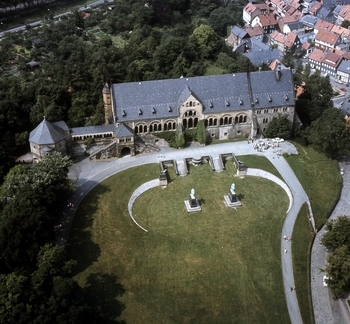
[68,161,290,324]
[285,143,342,324]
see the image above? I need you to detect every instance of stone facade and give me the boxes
[108,69,295,141]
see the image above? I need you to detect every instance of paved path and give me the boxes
[311,158,350,324]
[62,140,306,323]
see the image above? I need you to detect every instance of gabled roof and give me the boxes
[300,15,318,27]
[114,123,134,138]
[310,1,322,15]
[112,71,294,122]
[232,26,249,39]
[315,19,334,31]
[308,48,324,63]
[258,13,278,26]
[245,25,264,37]
[302,41,311,50]
[337,59,350,73]
[331,25,350,37]
[338,4,350,21]
[315,29,339,45]
[285,32,298,48]
[29,118,66,145]
[270,30,285,44]
[244,2,260,14]
[243,47,282,66]
[323,51,342,67]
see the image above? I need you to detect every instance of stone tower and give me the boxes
[102,83,113,124]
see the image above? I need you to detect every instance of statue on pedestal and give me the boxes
[189,188,197,207]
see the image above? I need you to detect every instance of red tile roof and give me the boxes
[338,5,350,22]
[315,20,334,31]
[258,13,278,26]
[284,32,298,48]
[245,25,264,37]
[308,48,324,63]
[315,29,340,46]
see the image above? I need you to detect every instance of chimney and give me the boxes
[275,64,281,80]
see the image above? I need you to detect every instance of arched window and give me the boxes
[220,118,223,126]
[144,125,147,133]
[149,124,153,132]
[239,116,243,123]
[172,122,176,129]
[224,116,228,124]
[188,118,193,128]
[214,119,217,126]
[243,116,247,122]
[229,117,233,124]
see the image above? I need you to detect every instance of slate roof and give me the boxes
[112,71,294,123]
[337,59,350,73]
[300,15,319,27]
[70,124,115,136]
[29,118,66,145]
[114,123,134,138]
[244,47,282,66]
[232,26,248,39]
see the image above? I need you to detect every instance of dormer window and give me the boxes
[239,97,243,105]
[284,94,289,101]
[122,110,126,117]
[138,109,142,115]
[268,94,272,102]
[255,96,259,103]
[168,105,172,112]
[225,99,230,106]
[209,101,213,108]
[152,107,156,114]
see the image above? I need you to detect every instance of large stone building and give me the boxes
[105,69,295,141]
[30,69,295,161]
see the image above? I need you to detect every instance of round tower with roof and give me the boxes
[29,117,69,162]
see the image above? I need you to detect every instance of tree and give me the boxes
[321,216,350,297]
[196,120,207,144]
[322,216,350,251]
[341,20,350,29]
[192,24,220,50]
[323,245,350,298]
[307,108,350,158]
[264,114,291,139]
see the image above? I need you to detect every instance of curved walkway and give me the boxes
[127,179,160,232]
[64,140,306,324]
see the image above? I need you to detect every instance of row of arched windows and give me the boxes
[183,117,198,129]
[134,121,177,134]
[205,115,248,127]
[72,133,113,141]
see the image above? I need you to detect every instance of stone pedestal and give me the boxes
[184,198,201,212]
[224,191,242,208]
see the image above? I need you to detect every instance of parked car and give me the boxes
[346,83,350,87]
[340,87,347,92]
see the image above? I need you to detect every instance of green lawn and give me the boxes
[292,204,315,324]
[284,143,342,229]
[68,161,291,323]
[285,143,342,324]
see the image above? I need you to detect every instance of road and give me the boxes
[0,0,112,38]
